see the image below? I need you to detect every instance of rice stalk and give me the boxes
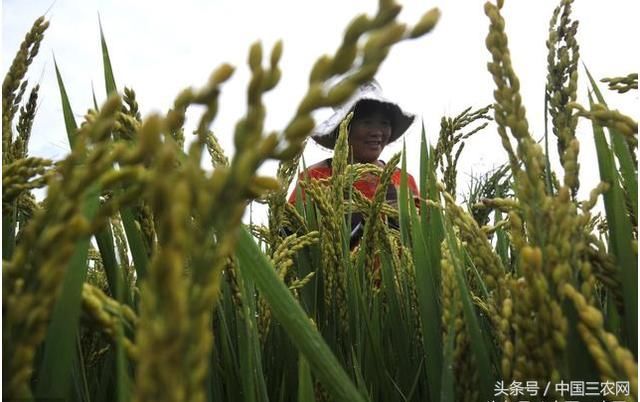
[545,0,580,195]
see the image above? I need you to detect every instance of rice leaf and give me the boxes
[53,57,78,146]
[585,67,637,222]
[35,60,101,399]
[95,223,129,304]
[424,145,443,286]
[404,163,442,402]
[404,358,425,402]
[120,207,149,281]
[298,354,316,402]
[441,212,495,401]
[71,331,91,402]
[98,20,150,283]
[604,291,621,334]
[214,283,242,399]
[236,225,368,402]
[419,121,429,219]
[439,301,456,402]
[398,141,411,245]
[99,18,117,96]
[92,82,99,109]
[586,89,637,355]
[55,58,131,309]
[237,309,257,402]
[379,252,411,391]
[52,54,133,402]
[35,185,100,399]
[563,298,601,385]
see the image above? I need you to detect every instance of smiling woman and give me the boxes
[349,102,394,163]
[288,80,420,244]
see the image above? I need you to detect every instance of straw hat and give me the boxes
[311,80,415,149]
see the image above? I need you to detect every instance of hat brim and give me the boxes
[311,95,415,150]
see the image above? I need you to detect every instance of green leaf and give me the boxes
[120,207,149,281]
[97,20,151,284]
[586,88,637,355]
[47,58,133,401]
[99,18,117,95]
[424,145,443,286]
[71,333,91,402]
[36,185,100,399]
[585,67,637,222]
[95,223,130,304]
[92,82,100,110]
[398,141,411,246]
[298,354,316,402]
[237,282,258,402]
[562,298,600,389]
[53,57,78,149]
[236,226,368,402]
[441,212,495,401]
[419,121,428,215]
[440,301,457,402]
[403,166,442,402]
[379,252,411,391]
[35,60,98,400]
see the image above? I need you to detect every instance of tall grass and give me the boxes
[2,1,637,402]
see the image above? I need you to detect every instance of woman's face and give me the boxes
[348,110,392,163]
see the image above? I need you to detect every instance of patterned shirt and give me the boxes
[288,158,420,204]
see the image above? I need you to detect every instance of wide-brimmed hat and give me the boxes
[311,80,415,149]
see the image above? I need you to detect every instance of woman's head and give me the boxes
[310,79,415,152]
[348,100,395,163]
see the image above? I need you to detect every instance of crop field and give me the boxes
[2,0,637,401]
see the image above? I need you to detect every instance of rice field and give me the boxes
[2,1,637,401]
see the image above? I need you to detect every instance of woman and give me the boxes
[289,80,420,244]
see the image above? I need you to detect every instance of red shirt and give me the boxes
[288,159,420,204]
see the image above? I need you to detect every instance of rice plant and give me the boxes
[2,1,637,402]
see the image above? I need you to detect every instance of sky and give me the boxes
[2,0,638,214]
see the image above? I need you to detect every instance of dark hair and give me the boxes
[352,99,396,126]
